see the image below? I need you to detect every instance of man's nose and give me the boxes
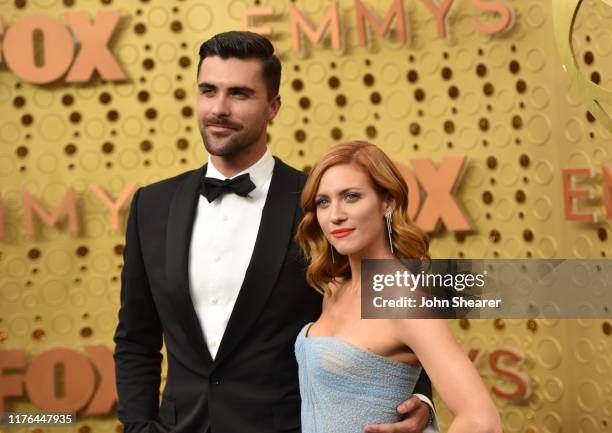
[211,94,230,117]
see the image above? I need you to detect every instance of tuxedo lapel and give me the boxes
[214,157,301,366]
[166,164,215,368]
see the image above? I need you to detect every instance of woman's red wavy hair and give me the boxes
[295,141,429,295]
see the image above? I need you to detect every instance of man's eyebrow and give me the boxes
[196,83,256,95]
[228,86,255,94]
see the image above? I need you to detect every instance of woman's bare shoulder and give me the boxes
[389,318,453,343]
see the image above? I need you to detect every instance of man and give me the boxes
[114,31,438,433]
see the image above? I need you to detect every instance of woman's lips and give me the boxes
[331,229,354,238]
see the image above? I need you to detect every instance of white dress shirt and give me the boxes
[188,148,275,359]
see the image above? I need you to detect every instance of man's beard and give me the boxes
[199,119,264,158]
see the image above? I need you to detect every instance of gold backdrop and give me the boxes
[0,0,611,432]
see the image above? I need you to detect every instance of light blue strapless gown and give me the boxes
[295,323,423,433]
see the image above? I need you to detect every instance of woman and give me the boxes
[294,141,502,433]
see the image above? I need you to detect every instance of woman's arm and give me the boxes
[392,319,502,433]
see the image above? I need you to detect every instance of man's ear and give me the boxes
[268,95,281,122]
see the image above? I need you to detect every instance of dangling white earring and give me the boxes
[330,242,335,263]
[385,209,394,254]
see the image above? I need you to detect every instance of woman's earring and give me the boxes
[330,242,335,264]
[385,209,394,254]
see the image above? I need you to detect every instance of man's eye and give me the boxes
[232,92,248,99]
[200,88,214,96]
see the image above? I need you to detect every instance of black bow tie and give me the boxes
[200,173,256,203]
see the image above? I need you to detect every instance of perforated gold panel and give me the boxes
[1,0,611,432]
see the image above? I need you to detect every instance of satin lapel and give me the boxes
[214,158,300,366]
[165,164,214,367]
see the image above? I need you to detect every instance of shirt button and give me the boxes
[211,340,217,347]
[211,297,219,305]
[213,256,220,263]
[222,215,229,221]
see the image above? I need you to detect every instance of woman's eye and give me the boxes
[345,192,360,201]
[315,198,329,208]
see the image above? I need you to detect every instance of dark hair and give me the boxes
[197,31,281,100]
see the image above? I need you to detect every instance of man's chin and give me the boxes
[204,138,245,157]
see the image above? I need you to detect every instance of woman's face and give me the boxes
[315,163,391,259]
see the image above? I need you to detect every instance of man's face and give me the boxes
[196,56,280,158]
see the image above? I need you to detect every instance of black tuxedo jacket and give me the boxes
[113,157,432,433]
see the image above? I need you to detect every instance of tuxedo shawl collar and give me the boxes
[165,157,302,370]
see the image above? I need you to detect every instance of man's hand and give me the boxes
[363,395,431,433]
